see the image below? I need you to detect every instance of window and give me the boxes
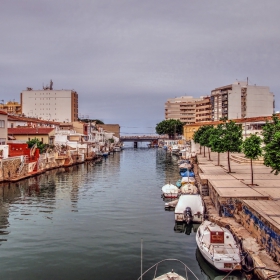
[0,138,5,144]
[0,120,5,128]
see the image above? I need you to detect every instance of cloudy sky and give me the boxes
[1,1,280,134]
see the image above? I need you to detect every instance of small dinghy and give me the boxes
[180,184,198,194]
[179,163,192,171]
[196,220,242,272]
[181,177,196,185]
[162,183,179,198]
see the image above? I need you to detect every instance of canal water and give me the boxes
[0,147,249,280]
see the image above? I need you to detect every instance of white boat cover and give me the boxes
[162,184,179,194]
[175,194,204,223]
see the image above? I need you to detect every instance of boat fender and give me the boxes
[241,253,254,272]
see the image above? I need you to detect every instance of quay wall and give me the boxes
[240,201,280,263]
[195,151,280,279]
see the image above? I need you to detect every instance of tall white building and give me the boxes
[211,81,274,121]
[21,85,78,122]
[165,96,204,124]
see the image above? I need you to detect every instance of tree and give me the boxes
[78,118,104,124]
[262,114,280,145]
[209,124,225,166]
[193,125,210,157]
[220,120,243,173]
[27,138,47,154]
[242,134,262,185]
[155,119,184,138]
[193,127,204,154]
[199,125,214,160]
[262,115,280,175]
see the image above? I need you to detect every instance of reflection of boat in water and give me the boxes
[196,248,246,280]
[174,222,199,235]
[137,258,199,280]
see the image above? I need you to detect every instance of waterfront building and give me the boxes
[211,81,274,121]
[183,114,280,141]
[0,101,21,115]
[0,110,8,145]
[21,82,78,122]
[96,124,120,138]
[8,127,56,144]
[165,96,205,124]
[8,115,60,129]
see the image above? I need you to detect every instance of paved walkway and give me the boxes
[194,146,280,279]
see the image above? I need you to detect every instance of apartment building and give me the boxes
[211,81,274,121]
[0,101,21,115]
[195,96,211,122]
[21,83,78,122]
[0,110,8,145]
[165,96,204,124]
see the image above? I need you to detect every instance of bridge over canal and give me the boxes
[120,135,165,148]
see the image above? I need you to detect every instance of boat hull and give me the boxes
[197,244,241,272]
[174,194,204,223]
[196,221,241,272]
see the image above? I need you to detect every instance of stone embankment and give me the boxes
[194,147,280,279]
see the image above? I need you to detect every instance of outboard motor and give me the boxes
[184,207,192,224]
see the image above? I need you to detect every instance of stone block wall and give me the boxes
[239,203,280,263]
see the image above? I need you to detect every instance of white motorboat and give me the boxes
[162,183,179,198]
[196,220,242,272]
[137,259,199,280]
[171,145,180,154]
[179,163,192,170]
[174,194,204,224]
[113,146,121,152]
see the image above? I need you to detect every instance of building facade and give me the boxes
[21,87,78,122]
[0,101,21,115]
[211,81,274,121]
[0,110,8,145]
[165,96,204,124]
[195,96,211,122]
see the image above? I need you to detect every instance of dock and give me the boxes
[194,147,280,279]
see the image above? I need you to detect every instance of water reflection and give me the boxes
[174,222,199,235]
[0,149,257,280]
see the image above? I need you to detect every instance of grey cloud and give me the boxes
[1,0,280,131]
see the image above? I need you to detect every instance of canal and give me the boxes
[0,147,248,280]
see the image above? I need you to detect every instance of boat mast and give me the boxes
[141,238,143,280]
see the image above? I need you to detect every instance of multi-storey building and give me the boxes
[195,96,211,122]
[165,96,204,124]
[0,101,21,115]
[0,110,8,145]
[211,81,274,121]
[21,83,78,122]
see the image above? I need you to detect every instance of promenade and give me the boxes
[194,146,280,279]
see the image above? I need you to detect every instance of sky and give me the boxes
[1,1,280,135]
